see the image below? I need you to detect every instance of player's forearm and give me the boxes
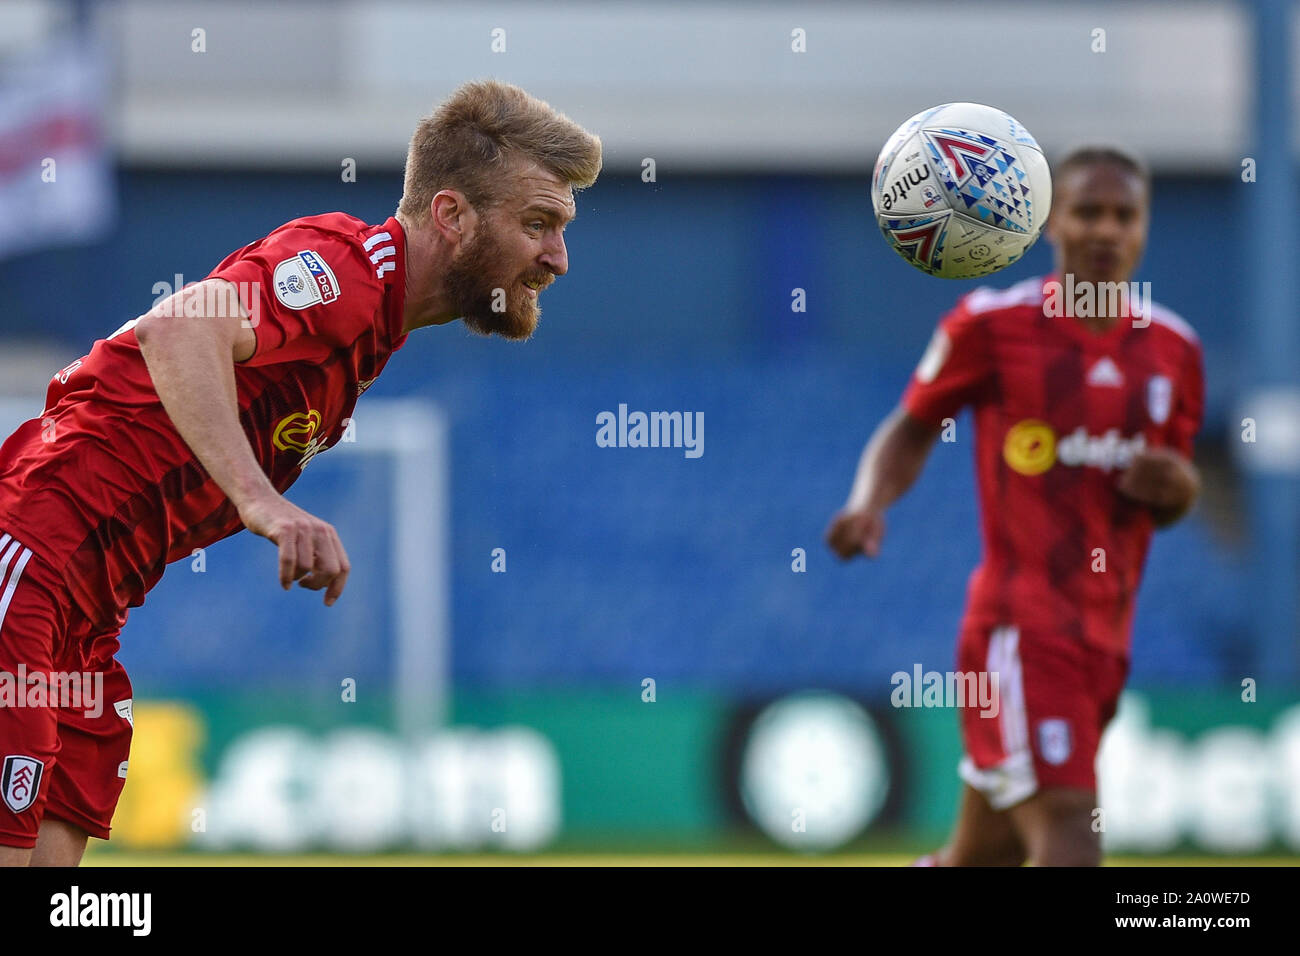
[845,407,938,513]
[136,316,278,514]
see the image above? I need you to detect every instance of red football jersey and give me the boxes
[0,213,409,637]
[902,274,1204,656]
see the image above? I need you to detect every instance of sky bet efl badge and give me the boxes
[273,250,340,310]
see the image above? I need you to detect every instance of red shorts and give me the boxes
[0,530,132,848]
[956,622,1128,810]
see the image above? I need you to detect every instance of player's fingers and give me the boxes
[298,526,343,592]
[325,562,349,606]
[324,530,350,605]
[838,515,872,560]
[279,533,298,590]
[293,529,317,582]
[863,518,884,558]
[312,527,342,576]
[827,530,849,559]
[294,561,332,591]
[824,523,841,553]
[334,531,351,575]
[825,517,854,557]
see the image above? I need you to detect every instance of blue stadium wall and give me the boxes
[0,170,1249,692]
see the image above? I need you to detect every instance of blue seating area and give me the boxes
[111,345,1248,693]
[2,170,1254,693]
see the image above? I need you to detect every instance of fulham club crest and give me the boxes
[1036,719,1072,766]
[1147,375,1172,425]
[2,755,43,813]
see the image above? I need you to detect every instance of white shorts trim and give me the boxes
[958,624,1038,810]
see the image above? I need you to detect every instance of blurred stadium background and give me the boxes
[1,0,1298,864]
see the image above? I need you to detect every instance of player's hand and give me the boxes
[237,493,351,606]
[825,508,886,560]
[1116,448,1197,510]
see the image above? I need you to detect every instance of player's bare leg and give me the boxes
[0,844,34,866]
[29,819,90,867]
[1006,786,1100,866]
[927,783,1026,866]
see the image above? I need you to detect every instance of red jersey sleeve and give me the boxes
[206,223,382,365]
[902,299,995,426]
[1166,339,1205,457]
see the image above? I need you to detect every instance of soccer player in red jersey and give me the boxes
[0,80,600,865]
[826,148,1203,866]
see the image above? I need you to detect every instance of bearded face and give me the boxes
[443,215,553,341]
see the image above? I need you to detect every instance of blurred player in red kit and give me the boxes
[0,81,600,865]
[826,147,1203,866]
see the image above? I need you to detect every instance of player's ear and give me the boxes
[430,190,468,243]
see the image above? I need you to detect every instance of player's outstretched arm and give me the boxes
[1116,447,1201,529]
[135,280,351,604]
[825,405,943,560]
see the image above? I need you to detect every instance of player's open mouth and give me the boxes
[523,278,547,298]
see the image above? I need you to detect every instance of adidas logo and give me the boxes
[1086,356,1124,388]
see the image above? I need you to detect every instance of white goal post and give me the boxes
[334,398,451,737]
